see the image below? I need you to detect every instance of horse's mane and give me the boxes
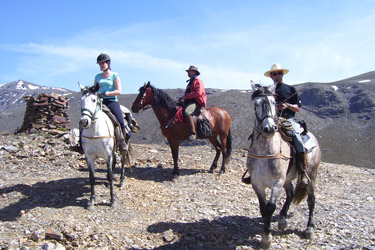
[251,86,275,100]
[149,85,178,113]
[82,85,98,96]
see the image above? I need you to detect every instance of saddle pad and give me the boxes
[174,108,189,127]
[302,134,316,153]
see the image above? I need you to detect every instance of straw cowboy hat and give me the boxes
[186,65,200,76]
[264,63,289,77]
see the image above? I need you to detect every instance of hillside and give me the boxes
[1,72,375,168]
[0,133,374,249]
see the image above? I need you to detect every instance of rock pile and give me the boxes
[18,93,70,133]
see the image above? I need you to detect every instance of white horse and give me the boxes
[79,83,127,209]
[246,82,321,249]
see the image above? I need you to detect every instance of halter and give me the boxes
[249,91,291,160]
[81,93,102,123]
[134,86,152,110]
[254,95,278,125]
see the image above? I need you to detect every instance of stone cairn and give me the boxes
[18,93,70,133]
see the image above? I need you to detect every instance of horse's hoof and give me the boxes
[261,233,272,249]
[110,201,116,208]
[119,181,125,189]
[303,227,314,239]
[171,174,179,182]
[278,217,287,231]
[86,202,94,210]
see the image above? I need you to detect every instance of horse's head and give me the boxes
[131,81,154,113]
[78,82,100,129]
[251,81,278,136]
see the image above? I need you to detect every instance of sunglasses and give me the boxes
[271,71,283,76]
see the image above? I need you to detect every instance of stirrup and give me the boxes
[187,133,196,142]
[118,140,128,153]
[300,170,310,186]
[70,145,84,154]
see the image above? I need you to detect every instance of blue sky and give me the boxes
[1,0,375,93]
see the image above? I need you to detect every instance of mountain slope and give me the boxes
[1,72,375,168]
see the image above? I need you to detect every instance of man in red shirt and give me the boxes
[180,65,207,142]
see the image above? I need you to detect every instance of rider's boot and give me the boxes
[125,113,134,132]
[118,127,128,154]
[186,115,196,142]
[297,152,310,187]
[70,126,84,154]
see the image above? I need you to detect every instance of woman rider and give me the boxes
[94,53,129,153]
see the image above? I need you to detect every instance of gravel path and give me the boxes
[0,133,374,249]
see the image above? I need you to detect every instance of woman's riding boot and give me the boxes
[186,115,196,142]
[297,152,310,186]
[118,127,128,154]
[71,127,84,154]
[125,113,133,131]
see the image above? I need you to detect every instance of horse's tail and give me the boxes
[293,183,308,205]
[125,143,134,166]
[224,129,232,164]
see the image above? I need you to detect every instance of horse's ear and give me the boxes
[147,81,150,87]
[268,83,276,93]
[78,82,85,91]
[250,80,258,92]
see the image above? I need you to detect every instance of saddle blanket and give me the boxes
[174,108,189,127]
[302,133,316,153]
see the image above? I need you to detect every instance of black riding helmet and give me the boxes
[97,53,111,63]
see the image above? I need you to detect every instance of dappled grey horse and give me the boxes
[79,83,127,209]
[246,82,321,249]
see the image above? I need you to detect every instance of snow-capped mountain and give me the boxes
[0,80,75,112]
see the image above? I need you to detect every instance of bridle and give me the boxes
[248,93,291,160]
[81,92,101,124]
[254,94,278,131]
[133,86,152,110]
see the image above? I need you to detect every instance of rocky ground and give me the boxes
[0,132,374,250]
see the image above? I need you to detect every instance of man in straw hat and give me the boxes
[180,65,207,142]
[266,63,309,186]
[264,63,309,185]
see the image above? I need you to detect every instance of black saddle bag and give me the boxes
[196,114,212,139]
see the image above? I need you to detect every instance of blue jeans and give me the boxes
[287,118,305,153]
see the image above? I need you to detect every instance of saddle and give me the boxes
[174,107,212,139]
[102,105,140,133]
[278,117,315,153]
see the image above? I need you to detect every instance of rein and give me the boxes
[81,96,115,140]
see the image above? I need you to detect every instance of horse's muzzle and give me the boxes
[131,104,141,113]
[262,119,278,135]
[80,118,90,129]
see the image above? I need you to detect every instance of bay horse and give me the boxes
[79,83,128,209]
[131,82,232,177]
[246,82,321,249]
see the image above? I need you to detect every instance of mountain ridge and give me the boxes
[1,71,375,168]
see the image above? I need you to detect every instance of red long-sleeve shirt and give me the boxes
[184,77,207,107]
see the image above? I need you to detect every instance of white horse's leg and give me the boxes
[259,181,284,249]
[278,182,294,231]
[106,154,116,207]
[119,154,126,188]
[252,183,274,249]
[86,157,96,210]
